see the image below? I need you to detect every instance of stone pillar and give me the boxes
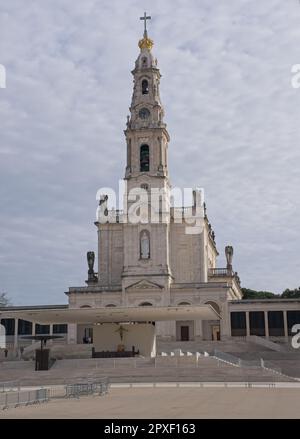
[264,311,269,338]
[67,324,77,344]
[245,311,250,337]
[14,318,18,349]
[159,137,163,167]
[49,324,53,336]
[127,139,131,170]
[220,303,229,339]
[200,231,208,283]
[283,310,288,340]
[195,319,203,341]
[31,322,36,345]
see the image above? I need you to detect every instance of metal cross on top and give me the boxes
[140,12,151,34]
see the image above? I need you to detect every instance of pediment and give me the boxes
[126,280,164,291]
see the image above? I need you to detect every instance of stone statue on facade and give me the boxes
[86,251,98,284]
[225,246,234,272]
[97,194,109,223]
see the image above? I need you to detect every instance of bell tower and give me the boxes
[122,14,172,297]
[124,13,170,190]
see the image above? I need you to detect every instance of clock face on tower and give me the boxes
[139,108,150,120]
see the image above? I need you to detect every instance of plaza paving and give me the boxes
[1,387,300,419]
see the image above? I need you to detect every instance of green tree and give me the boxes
[0,292,10,307]
[241,288,279,300]
[281,287,300,299]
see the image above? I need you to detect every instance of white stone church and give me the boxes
[1,19,300,357]
[66,22,242,345]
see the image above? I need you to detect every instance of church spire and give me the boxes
[124,14,169,181]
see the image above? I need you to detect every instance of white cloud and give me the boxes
[1,0,300,304]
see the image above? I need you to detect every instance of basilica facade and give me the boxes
[1,22,300,354]
[66,24,242,344]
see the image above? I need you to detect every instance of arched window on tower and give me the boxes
[140,144,149,172]
[140,230,150,259]
[142,79,149,95]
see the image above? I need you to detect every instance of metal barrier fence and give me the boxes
[0,381,20,392]
[56,358,155,369]
[0,378,110,410]
[65,378,110,399]
[0,388,49,410]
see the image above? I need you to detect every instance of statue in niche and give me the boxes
[140,231,150,259]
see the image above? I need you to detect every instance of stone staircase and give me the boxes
[0,355,294,386]
[157,339,270,355]
[235,350,300,379]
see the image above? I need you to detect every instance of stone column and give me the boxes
[159,137,163,167]
[195,319,203,341]
[67,324,77,344]
[245,311,250,337]
[200,231,208,283]
[283,310,288,340]
[127,139,131,170]
[49,324,53,347]
[31,322,36,344]
[264,311,269,338]
[14,318,18,349]
[220,303,229,339]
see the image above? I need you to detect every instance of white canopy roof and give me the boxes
[0,305,220,324]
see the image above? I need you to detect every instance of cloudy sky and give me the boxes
[1,0,300,305]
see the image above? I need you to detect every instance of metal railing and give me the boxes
[213,350,241,367]
[56,358,155,369]
[0,381,20,392]
[65,378,110,399]
[0,388,49,410]
[213,350,262,369]
[0,378,110,410]
[213,349,290,379]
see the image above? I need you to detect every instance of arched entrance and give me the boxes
[176,302,194,341]
[78,305,93,344]
[202,301,221,341]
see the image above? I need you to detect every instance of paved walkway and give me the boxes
[1,387,300,418]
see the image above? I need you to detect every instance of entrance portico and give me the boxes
[1,304,220,357]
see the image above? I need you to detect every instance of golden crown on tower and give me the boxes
[138,35,154,51]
